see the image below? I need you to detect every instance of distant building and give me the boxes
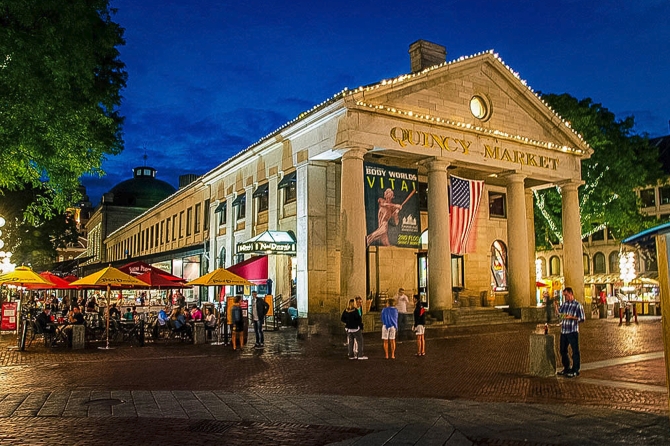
[80,166,177,275]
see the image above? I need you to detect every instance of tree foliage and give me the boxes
[0,185,80,271]
[534,93,663,250]
[0,0,126,219]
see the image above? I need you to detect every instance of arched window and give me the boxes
[593,252,606,274]
[217,246,226,269]
[608,252,619,273]
[549,256,561,276]
[538,257,547,277]
[491,240,508,291]
[583,254,590,275]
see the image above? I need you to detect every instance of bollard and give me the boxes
[633,303,638,324]
[529,332,556,377]
[71,325,85,350]
[619,307,624,326]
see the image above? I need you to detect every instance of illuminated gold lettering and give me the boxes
[454,139,471,154]
[390,127,406,147]
[501,149,513,162]
[430,134,447,151]
[526,153,537,167]
[484,144,499,159]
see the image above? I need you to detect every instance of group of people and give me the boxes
[35,305,86,347]
[341,288,426,360]
[341,285,585,375]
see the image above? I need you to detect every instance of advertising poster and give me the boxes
[1,302,18,331]
[364,162,421,248]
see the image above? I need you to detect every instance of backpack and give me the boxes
[232,306,242,323]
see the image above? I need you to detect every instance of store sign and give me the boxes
[1,302,18,331]
[238,241,296,254]
[364,162,421,248]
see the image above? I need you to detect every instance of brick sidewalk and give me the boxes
[0,317,667,445]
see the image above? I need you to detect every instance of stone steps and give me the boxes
[455,307,519,326]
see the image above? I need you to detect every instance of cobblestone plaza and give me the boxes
[0,317,668,445]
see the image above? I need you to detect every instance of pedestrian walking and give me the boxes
[381,298,398,359]
[341,298,367,360]
[231,295,245,351]
[252,291,270,348]
[394,288,410,334]
[413,294,426,356]
[557,287,585,378]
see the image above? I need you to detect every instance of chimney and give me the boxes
[409,40,446,73]
[179,174,198,189]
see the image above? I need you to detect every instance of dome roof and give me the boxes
[107,166,176,208]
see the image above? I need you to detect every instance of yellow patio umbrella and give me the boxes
[0,266,55,287]
[186,268,252,346]
[185,268,253,287]
[70,266,149,350]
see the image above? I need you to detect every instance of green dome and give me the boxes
[108,166,176,208]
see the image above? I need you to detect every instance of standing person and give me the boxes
[394,288,410,334]
[252,291,270,349]
[543,290,553,323]
[231,295,245,351]
[341,298,367,360]
[413,294,426,356]
[354,295,364,356]
[557,287,585,378]
[381,298,398,359]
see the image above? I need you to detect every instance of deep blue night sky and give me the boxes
[81,0,670,205]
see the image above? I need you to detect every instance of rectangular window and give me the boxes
[179,211,185,238]
[155,223,159,246]
[218,202,227,226]
[591,229,605,241]
[488,192,506,218]
[640,188,656,207]
[194,203,201,234]
[172,215,177,241]
[150,225,154,249]
[186,207,192,236]
[232,194,246,220]
[203,199,210,230]
[165,218,170,243]
[284,182,296,204]
[160,221,164,245]
[660,185,670,205]
[418,182,428,211]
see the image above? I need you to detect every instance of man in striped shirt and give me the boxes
[557,287,585,378]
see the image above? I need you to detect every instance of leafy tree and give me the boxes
[534,93,663,250]
[0,0,126,219]
[0,185,80,271]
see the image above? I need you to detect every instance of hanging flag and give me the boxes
[449,175,484,254]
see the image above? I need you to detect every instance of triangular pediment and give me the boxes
[350,51,590,155]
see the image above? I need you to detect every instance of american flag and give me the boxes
[449,175,484,254]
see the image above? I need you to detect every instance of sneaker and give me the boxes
[348,356,356,360]
[567,371,580,378]
[556,369,570,376]
[357,356,368,360]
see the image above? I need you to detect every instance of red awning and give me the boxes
[119,261,186,283]
[227,255,268,285]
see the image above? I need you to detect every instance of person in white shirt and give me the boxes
[394,288,410,333]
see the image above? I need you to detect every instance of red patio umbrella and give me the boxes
[136,270,191,289]
[119,261,186,283]
[24,272,79,290]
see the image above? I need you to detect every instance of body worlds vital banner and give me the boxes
[364,163,421,248]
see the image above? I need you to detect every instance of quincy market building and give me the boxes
[101,41,591,334]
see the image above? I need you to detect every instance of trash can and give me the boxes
[648,303,656,316]
[598,304,607,319]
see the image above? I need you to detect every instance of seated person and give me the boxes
[108,303,121,319]
[86,298,97,313]
[190,305,203,321]
[157,306,170,326]
[123,308,134,321]
[170,308,192,338]
[64,306,85,347]
[204,307,216,338]
[35,308,56,335]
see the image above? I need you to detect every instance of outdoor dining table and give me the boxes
[47,320,70,346]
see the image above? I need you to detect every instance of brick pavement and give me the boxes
[0,316,668,445]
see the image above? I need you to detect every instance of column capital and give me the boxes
[335,145,371,161]
[504,172,526,185]
[557,179,584,191]
[425,157,450,173]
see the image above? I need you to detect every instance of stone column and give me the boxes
[427,158,452,310]
[561,181,585,303]
[339,148,368,309]
[526,189,537,305]
[506,173,530,309]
